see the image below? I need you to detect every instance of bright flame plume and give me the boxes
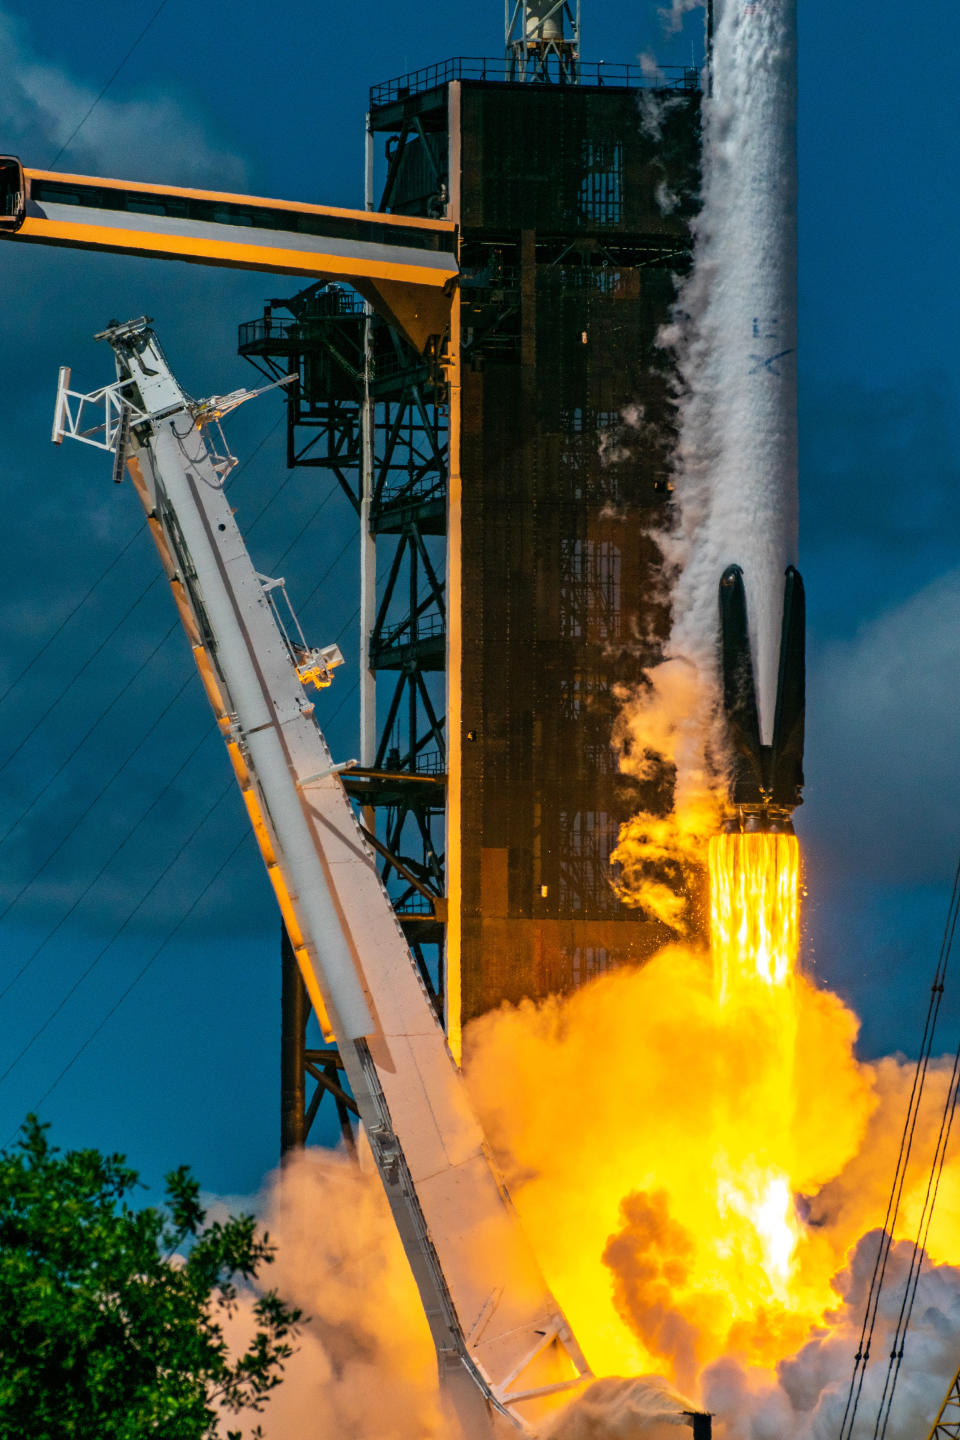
[250,824,960,1440]
[464,822,933,1401]
[709,832,800,997]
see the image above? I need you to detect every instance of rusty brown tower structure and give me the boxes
[238,28,700,1135]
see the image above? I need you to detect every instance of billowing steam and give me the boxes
[220,966,960,1440]
[614,0,799,919]
[658,0,707,38]
[463,951,960,1440]
[217,1147,440,1439]
[611,658,722,930]
[543,1376,701,1439]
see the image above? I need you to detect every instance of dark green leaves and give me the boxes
[0,1117,301,1440]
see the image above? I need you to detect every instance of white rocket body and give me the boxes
[708,0,798,746]
[668,0,800,789]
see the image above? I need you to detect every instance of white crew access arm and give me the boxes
[53,318,591,1440]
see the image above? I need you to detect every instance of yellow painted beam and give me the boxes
[24,165,455,239]
[15,216,455,290]
[444,289,463,1062]
[0,159,457,350]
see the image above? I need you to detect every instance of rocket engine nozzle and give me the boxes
[718,563,805,829]
[720,807,795,837]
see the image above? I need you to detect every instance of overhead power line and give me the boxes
[299,529,357,611]
[0,415,298,844]
[0,574,162,780]
[0,524,143,711]
[0,714,213,1004]
[838,853,960,1440]
[0,675,195,931]
[266,475,340,571]
[0,775,235,1093]
[48,0,173,169]
[23,827,250,1128]
[871,882,960,1440]
[0,412,281,730]
[0,620,180,852]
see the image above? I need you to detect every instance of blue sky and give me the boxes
[0,0,958,1198]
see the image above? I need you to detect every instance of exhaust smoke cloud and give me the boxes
[463,924,960,1440]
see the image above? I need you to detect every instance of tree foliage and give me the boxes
[0,1116,302,1439]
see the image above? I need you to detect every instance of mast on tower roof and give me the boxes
[505,0,580,82]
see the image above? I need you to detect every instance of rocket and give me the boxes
[704,0,804,832]
[719,562,804,830]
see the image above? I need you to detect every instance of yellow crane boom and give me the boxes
[928,1367,960,1440]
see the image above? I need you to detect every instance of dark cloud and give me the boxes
[804,568,960,886]
[800,376,960,642]
[795,376,960,1051]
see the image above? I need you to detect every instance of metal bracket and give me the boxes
[51,366,145,452]
[298,759,358,786]
[192,371,297,425]
[257,572,345,691]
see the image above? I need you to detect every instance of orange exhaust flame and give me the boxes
[463,823,907,1396]
[708,832,804,1299]
[709,832,800,996]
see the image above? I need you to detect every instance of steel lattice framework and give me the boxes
[240,278,451,1145]
[238,38,701,1148]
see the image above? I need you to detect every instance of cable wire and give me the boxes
[0,775,234,1092]
[13,828,250,1139]
[244,460,302,535]
[0,672,195,930]
[0,410,307,1013]
[838,852,960,1440]
[48,0,172,168]
[299,531,357,612]
[336,607,360,645]
[0,407,281,756]
[223,412,284,497]
[0,573,163,781]
[267,493,341,573]
[324,675,359,728]
[0,716,213,1005]
[0,618,180,852]
[0,435,339,867]
[871,885,960,1440]
[874,1042,960,1440]
[0,523,143,712]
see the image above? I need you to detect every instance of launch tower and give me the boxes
[237,6,701,1137]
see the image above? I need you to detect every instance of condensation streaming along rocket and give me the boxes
[707,0,804,833]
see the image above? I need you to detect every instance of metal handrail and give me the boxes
[370,56,700,107]
[238,317,298,347]
[238,295,368,350]
[375,611,445,651]
[377,477,447,508]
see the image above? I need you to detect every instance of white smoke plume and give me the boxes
[638,88,688,142]
[658,0,707,37]
[544,1377,701,1440]
[462,953,960,1440]
[205,993,960,1440]
[215,1147,441,1440]
[215,1151,707,1440]
[661,0,798,747]
[614,0,798,910]
[703,1236,960,1440]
